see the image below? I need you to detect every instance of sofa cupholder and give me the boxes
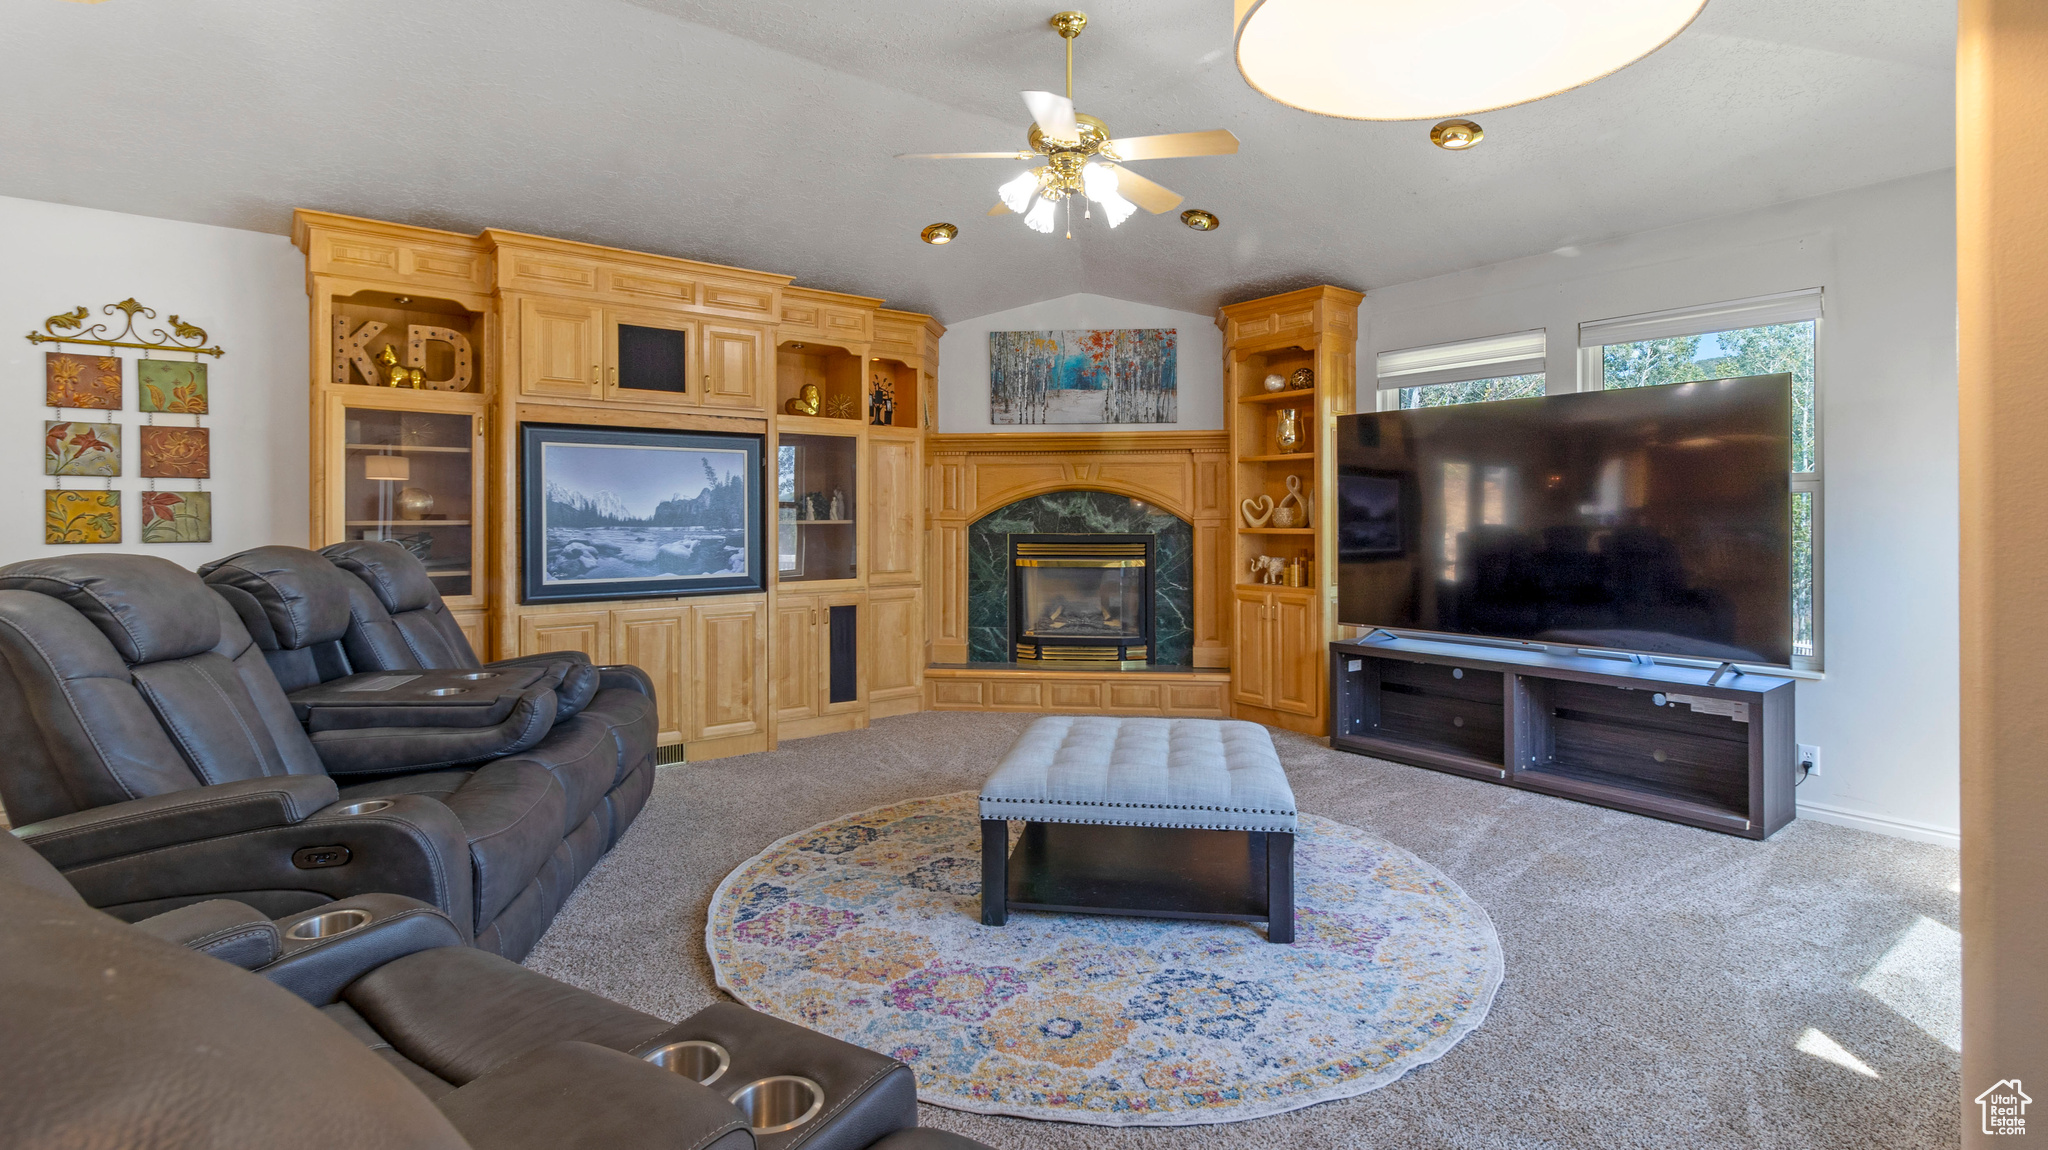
[727,1076,824,1134]
[642,1040,730,1086]
[285,908,373,941]
[424,687,468,697]
[331,800,393,817]
[453,672,498,681]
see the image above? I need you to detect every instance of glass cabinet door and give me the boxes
[343,406,477,599]
[776,432,857,582]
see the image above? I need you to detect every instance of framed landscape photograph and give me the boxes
[520,423,765,604]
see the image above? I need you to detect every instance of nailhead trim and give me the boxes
[977,796,1296,817]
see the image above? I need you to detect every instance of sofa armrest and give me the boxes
[594,664,655,700]
[306,689,558,777]
[132,898,281,969]
[438,1041,751,1150]
[13,775,340,870]
[481,655,601,718]
[258,893,465,1005]
[52,793,476,941]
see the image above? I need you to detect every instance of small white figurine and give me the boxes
[829,489,845,521]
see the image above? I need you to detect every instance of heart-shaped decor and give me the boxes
[1240,494,1274,527]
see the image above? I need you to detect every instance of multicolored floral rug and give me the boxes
[705,792,1502,1126]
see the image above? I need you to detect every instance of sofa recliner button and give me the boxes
[292,845,352,870]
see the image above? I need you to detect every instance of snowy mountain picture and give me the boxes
[535,438,753,587]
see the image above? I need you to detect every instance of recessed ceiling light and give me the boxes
[1180,209,1220,231]
[920,222,958,245]
[1235,0,1707,120]
[1429,119,1484,150]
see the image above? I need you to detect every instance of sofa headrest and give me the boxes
[199,546,355,651]
[0,555,223,664]
[322,540,438,615]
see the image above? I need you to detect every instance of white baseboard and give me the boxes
[1797,800,1959,849]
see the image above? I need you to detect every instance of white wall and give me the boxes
[936,293,1222,433]
[1356,170,1960,846]
[0,196,308,568]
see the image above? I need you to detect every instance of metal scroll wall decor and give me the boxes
[27,299,223,546]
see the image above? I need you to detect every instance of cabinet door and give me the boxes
[517,297,603,400]
[613,606,687,745]
[700,323,766,411]
[603,308,697,410]
[866,432,920,585]
[451,610,489,662]
[865,586,922,705]
[692,599,766,741]
[1270,592,1319,717]
[772,593,818,724]
[817,592,864,716]
[519,610,610,663]
[1230,591,1271,709]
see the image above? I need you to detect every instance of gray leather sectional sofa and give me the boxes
[0,825,988,1150]
[0,544,654,958]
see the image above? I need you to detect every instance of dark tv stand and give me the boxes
[1329,635,1796,839]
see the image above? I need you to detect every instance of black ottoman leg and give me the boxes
[981,818,1008,927]
[1266,831,1295,943]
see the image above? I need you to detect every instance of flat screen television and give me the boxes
[1336,374,1792,665]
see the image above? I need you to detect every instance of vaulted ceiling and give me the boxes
[0,0,1953,321]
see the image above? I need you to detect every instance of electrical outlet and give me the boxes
[1798,743,1822,776]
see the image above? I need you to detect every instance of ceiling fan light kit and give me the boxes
[1233,0,1709,121]
[897,10,1239,240]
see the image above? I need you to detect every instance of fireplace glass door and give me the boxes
[1009,534,1154,665]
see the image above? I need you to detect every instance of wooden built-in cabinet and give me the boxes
[1219,286,1364,736]
[773,590,864,739]
[296,210,936,761]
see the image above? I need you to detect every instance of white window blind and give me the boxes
[1577,288,1824,348]
[1376,329,1547,389]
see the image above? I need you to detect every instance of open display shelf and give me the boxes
[1330,633,1796,838]
[777,431,858,583]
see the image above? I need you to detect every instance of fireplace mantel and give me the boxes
[925,431,1230,668]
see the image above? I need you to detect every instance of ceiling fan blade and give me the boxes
[1104,129,1241,161]
[989,200,1014,216]
[896,151,1031,160]
[1107,164,1184,214]
[1021,90,1079,143]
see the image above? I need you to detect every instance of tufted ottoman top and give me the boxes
[979,716,1297,833]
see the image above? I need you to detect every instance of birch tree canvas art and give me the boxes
[989,328,1177,425]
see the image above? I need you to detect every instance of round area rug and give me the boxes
[705,792,1502,1126]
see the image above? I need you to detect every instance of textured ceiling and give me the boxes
[0,0,1953,322]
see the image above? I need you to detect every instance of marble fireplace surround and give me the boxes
[926,432,1231,668]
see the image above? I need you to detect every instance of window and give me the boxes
[1377,329,1547,409]
[1580,289,1823,666]
[1398,373,1546,409]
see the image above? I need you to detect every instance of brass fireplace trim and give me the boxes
[1014,557,1147,569]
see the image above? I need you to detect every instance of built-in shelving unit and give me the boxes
[1219,286,1364,737]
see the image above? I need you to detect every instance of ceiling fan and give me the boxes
[898,10,1238,237]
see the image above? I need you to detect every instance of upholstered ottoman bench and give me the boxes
[978,716,1298,943]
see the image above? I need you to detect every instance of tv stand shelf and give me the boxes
[1329,635,1796,839]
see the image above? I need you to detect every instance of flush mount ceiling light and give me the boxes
[1429,119,1483,149]
[1181,209,1220,231]
[920,222,958,244]
[898,11,1240,239]
[1233,0,1709,121]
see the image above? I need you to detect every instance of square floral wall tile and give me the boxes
[45,352,122,410]
[44,421,120,477]
[140,426,209,478]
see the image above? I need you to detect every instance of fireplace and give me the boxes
[1008,534,1154,666]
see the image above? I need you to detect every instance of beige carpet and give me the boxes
[523,711,1962,1149]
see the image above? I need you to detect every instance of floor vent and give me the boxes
[654,743,687,766]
